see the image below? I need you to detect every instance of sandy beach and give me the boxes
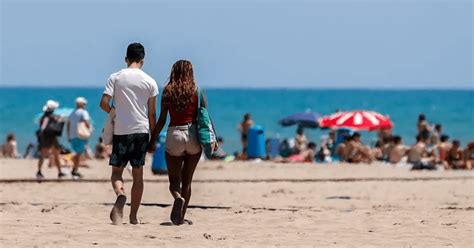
[0,158,472,247]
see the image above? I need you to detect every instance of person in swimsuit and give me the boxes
[446,140,464,169]
[463,142,474,170]
[285,142,317,163]
[238,113,254,157]
[149,60,207,225]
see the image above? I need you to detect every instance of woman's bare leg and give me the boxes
[165,152,185,224]
[181,152,201,220]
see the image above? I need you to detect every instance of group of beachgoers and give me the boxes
[1,43,211,225]
[0,42,473,225]
[230,112,473,170]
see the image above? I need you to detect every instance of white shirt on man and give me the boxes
[103,68,158,135]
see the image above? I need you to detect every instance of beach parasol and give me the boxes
[279,111,321,128]
[318,110,393,131]
[33,108,75,123]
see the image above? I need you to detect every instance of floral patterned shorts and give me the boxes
[109,133,149,167]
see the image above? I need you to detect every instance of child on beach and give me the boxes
[100,43,158,225]
[1,133,18,158]
[148,60,206,225]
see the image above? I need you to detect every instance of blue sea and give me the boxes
[1,87,473,154]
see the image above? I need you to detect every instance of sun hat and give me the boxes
[75,97,88,105]
[42,100,59,112]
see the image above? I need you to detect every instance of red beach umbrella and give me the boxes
[319,110,393,131]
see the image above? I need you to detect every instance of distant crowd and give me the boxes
[231,113,473,170]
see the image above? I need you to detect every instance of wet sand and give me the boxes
[0,158,473,247]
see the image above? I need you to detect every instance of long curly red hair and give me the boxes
[163,60,197,112]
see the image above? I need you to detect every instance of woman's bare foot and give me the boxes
[170,197,185,225]
[130,216,141,225]
[110,194,127,225]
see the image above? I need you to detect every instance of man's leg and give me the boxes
[129,166,143,224]
[110,166,126,225]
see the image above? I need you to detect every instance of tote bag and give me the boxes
[196,87,217,159]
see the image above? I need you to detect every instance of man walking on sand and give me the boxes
[100,43,158,225]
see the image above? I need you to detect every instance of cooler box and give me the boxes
[247,125,266,159]
[152,132,167,175]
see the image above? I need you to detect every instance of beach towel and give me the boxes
[102,108,115,145]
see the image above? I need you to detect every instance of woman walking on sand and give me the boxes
[149,60,207,225]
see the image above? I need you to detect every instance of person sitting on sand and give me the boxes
[346,132,372,163]
[148,60,208,225]
[463,142,474,170]
[100,43,158,225]
[408,135,436,170]
[238,113,254,156]
[335,134,351,161]
[445,140,464,170]
[94,137,110,159]
[371,141,384,161]
[294,126,308,153]
[1,133,18,158]
[285,142,317,163]
[388,136,408,164]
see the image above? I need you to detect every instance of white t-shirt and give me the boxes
[68,108,91,139]
[104,68,158,135]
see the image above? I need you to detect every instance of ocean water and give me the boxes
[0,87,473,154]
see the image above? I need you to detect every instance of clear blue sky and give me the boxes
[1,0,472,88]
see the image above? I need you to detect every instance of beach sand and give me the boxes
[0,158,473,247]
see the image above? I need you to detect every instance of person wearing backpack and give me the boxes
[67,97,92,179]
[148,60,216,225]
[37,100,66,180]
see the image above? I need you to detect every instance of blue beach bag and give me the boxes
[196,87,217,159]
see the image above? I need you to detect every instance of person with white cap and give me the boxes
[37,100,66,180]
[67,96,92,179]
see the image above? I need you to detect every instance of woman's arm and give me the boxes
[147,97,168,153]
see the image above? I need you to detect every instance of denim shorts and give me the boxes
[165,124,202,157]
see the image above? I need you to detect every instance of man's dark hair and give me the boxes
[393,135,402,144]
[217,136,224,143]
[352,132,361,139]
[308,142,317,149]
[126,43,145,63]
[452,140,460,146]
[440,135,449,142]
[435,124,442,132]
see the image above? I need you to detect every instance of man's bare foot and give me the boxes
[110,195,127,225]
[170,197,184,225]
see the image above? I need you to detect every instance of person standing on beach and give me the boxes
[37,100,66,180]
[100,43,158,225]
[238,113,254,157]
[148,60,204,225]
[67,97,91,179]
